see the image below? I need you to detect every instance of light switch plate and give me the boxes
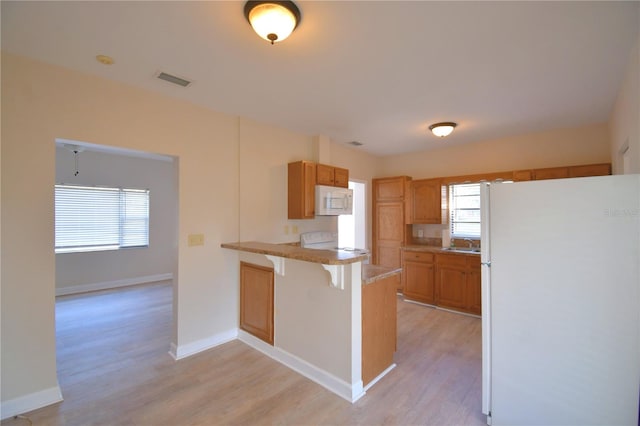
[188,234,204,246]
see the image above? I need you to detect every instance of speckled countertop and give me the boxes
[403,245,481,256]
[362,265,402,285]
[221,241,369,265]
[221,241,402,284]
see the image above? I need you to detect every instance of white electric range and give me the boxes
[300,231,369,256]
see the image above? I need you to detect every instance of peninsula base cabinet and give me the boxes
[240,262,274,345]
[362,273,398,387]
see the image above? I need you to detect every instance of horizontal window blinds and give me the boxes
[55,184,149,253]
[449,183,481,238]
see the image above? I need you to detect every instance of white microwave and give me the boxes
[315,185,353,216]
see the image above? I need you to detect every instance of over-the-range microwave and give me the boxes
[315,185,353,216]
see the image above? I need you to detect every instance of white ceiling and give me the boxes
[2,1,638,157]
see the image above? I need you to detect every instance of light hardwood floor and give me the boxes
[3,281,485,426]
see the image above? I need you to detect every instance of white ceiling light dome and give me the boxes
[244,1,301,45]
[429,122,457,138]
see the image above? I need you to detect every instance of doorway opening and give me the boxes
[339,180,366,249]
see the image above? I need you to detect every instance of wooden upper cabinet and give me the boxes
[316,163,349,188]
[333,167,349,188]
[316,163,335,186]
[513,170,533,182]
[529,163,611,181]
[533,166,569,180]
[410,178,442,224]
[568,163,611,178]
[288,161,316,219]
[374,176,410,201]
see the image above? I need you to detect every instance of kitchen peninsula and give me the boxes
[221,241,400,402]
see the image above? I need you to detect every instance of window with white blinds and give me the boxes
[55,184,149,253]
[449,183,481,238]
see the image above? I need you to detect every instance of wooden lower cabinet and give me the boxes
[466,264,482,315]
[240,262,274,345]
[402,250,480,315]
[435,263,467,311]
[402,251,435,304]
[362,273,398,386]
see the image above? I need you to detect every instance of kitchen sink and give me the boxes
[442,247,481,253]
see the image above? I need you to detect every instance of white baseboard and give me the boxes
[169,328,238,360]
[0,385,63,420]
[56,273,173,296]
[363,363,396,392]
[238,330,365,403]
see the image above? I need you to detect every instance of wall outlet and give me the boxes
[292,225,299,234]
[284,225,289,235]
[417,229,424,238]
[188,234,205,246]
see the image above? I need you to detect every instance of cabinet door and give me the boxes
[288,161,316,219]
[466,266,482,315]
[436,265,467,310]
[568,163,611,178]
[410,179,442,224]
[316,163,335,186]
[374,177,407,201]
[362,273,398,386]
[403,259,435,305]
[333,167,349,188]
[513,170,533,182]
[374,201,404,268]
[376,243,402,270]
[240,262,274,344]
[533,167,569,180]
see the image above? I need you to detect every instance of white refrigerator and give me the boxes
[480,175,640,425]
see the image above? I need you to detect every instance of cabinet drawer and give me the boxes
[467,255,481,268]
[404,251,434,262]
[436,253,467,268]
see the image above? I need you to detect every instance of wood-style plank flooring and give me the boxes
[3,281,485,426]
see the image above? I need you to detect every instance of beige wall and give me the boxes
[610,12,640,175]
[379,123,611,179]
[55,147,177,293]
[0,52,381,410]
[1,52,240,405]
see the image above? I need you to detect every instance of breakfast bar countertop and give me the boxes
[220,241,369,265]
[362,264,402,285]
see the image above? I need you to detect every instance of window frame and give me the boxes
[55,184,150,254]
[448,182,481,239]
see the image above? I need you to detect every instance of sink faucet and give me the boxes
[464,238,474,248]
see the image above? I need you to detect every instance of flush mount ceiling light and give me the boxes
[244,1,301,45]
[429,122,457,138]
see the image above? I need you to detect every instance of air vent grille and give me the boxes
[156,72,192,87]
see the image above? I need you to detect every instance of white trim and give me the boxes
[55,273,173,296]
[238,330,365,403]
[363,363,396,392]
[169,328,238,360]
[0,385,63,420]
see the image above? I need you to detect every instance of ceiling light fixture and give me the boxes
[429,122,457,138]
[96,55,114,65]
[244,1,301,45]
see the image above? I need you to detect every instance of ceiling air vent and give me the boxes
[156,71,192,88]
[348,141,363,146]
